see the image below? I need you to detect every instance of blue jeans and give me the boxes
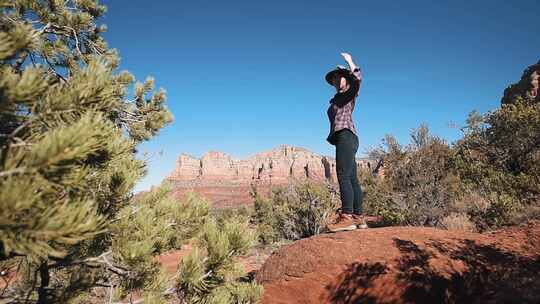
[334,129,363,214]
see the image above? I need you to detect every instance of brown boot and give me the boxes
[352,214,369,229]
[327,212,357,232]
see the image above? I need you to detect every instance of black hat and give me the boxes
[325,65,350,85]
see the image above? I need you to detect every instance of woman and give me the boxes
[325,52,368,232]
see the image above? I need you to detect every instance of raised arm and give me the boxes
[331,53,362,107]
[341,52,363,81]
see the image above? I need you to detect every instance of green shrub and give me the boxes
[366,125,461,227]
[211,206,253,229]
[252,195,281,244]
[252,181,339,244]
[453,61,540,229]
[465,192,518,231]
[0,1,173,302]
[176,218,262,303]
[438,212,476,232]
[111,185,210,301]
[358,168,403,225]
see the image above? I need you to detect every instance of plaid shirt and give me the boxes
[326,67,363,145]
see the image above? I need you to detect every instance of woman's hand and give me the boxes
[341,52,362,81]
[341,52,353,63]
[341,52,358,74]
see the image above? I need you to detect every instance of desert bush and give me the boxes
[453,61,540,229]
[211,206,253,228]
[363,61,540,230]
[366,125,461,227]
[252,181,339,244]
[359,168,406,225]
[251,196,282,245]
[465,192,518,231]
[438,213,476,232]
[176,218,262,304]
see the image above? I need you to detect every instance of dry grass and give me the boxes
[439,212,476,232]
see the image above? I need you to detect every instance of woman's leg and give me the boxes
[335,130,356,214]
[350,134,363,214]
[351,157,364,215]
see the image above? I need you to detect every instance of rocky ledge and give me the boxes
[256,222,540,303]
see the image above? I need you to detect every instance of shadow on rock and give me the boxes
[326,238,540,304]
[327,262,389,304]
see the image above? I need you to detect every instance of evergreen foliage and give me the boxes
[0,1,173,302]
[176,218,262,304]
[110,186,210,302]
[0,2,264,302]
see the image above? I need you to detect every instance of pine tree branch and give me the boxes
[35,23,52,36]
[25,266,39,303]
[110,287,177,304]
[49,251,130,277]
[9,120,30,138]
[120,117,144,123]
[110,206,142,223]
[41,23,91,62]
[64,26,85,62]
[117,109,140,117]
[0,167,27,178]
[41,54,67,82]
[108,283,114,304]
[36,262,50,304]
[94,282,115,288]
[13,51,29,73]
[86,39,104,55]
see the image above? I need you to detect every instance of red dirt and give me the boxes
[157,245,194,274]
[157,244,270,275]
[256,222,540,304]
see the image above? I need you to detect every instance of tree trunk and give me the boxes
[37,262,50,304]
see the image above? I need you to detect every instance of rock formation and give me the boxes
[256,221,540,303]
[502,60,540,104]
[166,145,377,208]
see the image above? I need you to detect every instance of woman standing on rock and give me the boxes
[325,52,368,232]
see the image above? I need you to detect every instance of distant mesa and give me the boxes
[165,144,378,208]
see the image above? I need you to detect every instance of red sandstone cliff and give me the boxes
[166,145,376,208]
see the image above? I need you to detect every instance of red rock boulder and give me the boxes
[257,222,540,303]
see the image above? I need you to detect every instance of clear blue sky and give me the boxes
[100,0,540,192]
